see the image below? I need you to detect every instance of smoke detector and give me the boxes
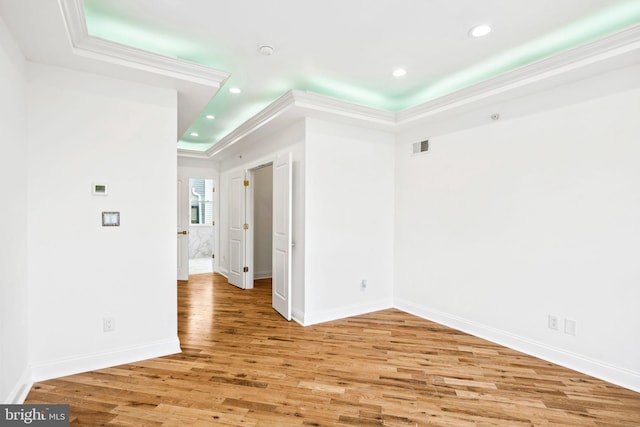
[259,45,274,56]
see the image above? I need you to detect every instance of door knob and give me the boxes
[177,230,188,235]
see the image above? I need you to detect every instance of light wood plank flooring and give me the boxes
[26,273,640,426]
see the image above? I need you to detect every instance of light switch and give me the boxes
[102,211,120,227]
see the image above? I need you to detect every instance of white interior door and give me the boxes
[228,169,246,288]
[272,152,292,320]
[177,177,189,281]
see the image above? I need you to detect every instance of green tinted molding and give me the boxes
[83,0,640,150]
[402,1,640,108]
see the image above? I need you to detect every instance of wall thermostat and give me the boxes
[92,183,108,196]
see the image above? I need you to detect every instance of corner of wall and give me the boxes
[3,367,32,404]
[302,299,394,327]
[0,12,30,405]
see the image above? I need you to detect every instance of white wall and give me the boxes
[253,165,273,279]
[394,82,640,391]
[0,15,30,404]
[219,120,305,319]
[26,63,180,381]
[177,157,219,183]
[304,119,395,325]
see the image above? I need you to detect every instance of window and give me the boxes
[190,178,214,225]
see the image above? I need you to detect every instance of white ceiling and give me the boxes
[1,0,639,153]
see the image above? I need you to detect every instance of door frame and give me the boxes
[178,172,220,278]
[227,152,293,320]
[177,176,189,281]
[188,176,219,275]
[245,161,275,290]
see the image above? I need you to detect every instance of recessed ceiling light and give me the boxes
[469,24,492,38]
[229,87,242,94]
[392,68,407,77]
[190,132,199,137]
[205,114,215,120]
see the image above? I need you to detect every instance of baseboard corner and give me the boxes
[4,367,33,404]
[394,298,640,394]
[303,299,393,326]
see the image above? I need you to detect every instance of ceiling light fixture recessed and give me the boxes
[392,68,407,77]
[229,87,242,94]
[259,45,274,56]
[469,24,492,38]
[190,132,199,137]
[205,114,215,120]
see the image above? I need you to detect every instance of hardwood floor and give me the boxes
[26,273,640,426]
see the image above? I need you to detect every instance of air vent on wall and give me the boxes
[412,140,429,154]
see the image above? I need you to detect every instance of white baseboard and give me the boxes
[30,337,181,383]
[254,271,272,280]
[302,299,393,326]
[218,267,229,279]
[291,308,305,326]
[395,298,640,393]
[5,367,33,404]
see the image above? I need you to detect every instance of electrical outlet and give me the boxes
[548,315,558,330]
[103,317,115,332]
[360,279,367,291]
[564,318,576,336]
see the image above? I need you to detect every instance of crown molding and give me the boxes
[188,24,640,159]
[49,3,640,160]
[57,0,230,87]
[176,148,211,159]
[200,90,396,158]
[291,90,396,127]
[397,24,640,126]
[204,91,298,158]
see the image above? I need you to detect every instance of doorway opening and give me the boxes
[226,152,292,319]
[251,164,273,285]
[189,178,215,275]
